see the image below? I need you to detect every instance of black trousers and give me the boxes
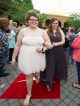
[0,63,5,73]
[76,61,80,84]
[9,48,14,61]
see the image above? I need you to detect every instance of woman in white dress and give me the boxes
[11,12,52,106]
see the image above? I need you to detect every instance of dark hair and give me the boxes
[47,18,60,35]
[8,15,13,20]
[45,19,50,28]
[70,27,75,33]
[25,12,39,23]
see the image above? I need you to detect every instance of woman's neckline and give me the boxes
[28,27,38,31]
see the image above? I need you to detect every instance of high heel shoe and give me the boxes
[45,83,52,92]
[46,85,52,91]
[24,95,31,106]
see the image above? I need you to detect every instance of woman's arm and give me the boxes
[43,30,53,48]
[36,30,53,53]
[12,30,24,61]
[42,30,53,51]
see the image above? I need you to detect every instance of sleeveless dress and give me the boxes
[40,33,68,86]
[45,33,68,84]
[18,27,46,75]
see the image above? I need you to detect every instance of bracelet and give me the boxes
[42,48,45,53]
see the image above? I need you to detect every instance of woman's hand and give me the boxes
[36,48,42,53]
[47,44,54,49]
[11,59,16,67]
[44,42,53,49]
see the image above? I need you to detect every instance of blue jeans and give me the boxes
[76,61,80,84]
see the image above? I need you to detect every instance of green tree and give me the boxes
[0,0,47,26]
[0,0,14,15]
[12,0,34,22]
[68,13,80,29]
[0,0,33,22]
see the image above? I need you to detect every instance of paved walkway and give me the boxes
[0,63,80,106]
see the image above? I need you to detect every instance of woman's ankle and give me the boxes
[26,94,31,97]
[26,93,31,97]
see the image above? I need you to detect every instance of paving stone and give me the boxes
[0,63,79,106]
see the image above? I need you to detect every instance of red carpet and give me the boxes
[0,73,60,99]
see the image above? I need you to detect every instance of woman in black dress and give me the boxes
[42,18,68,91]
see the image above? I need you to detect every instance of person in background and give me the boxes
[8,24,16,63]
[77,28,80,36]
[66,27,76,65]
[11,12,52,106]
[0,17,10,77]
[71,36,80,89]
[43,19,50,29]
[62,22,69,35]
[12,21,18,34]
[8,15,13,26]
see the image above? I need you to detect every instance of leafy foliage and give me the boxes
[0,0,14,15]
[68,13,80,29]
[0,0,33,22]
[12,0,34,22]
[0,0,47,27]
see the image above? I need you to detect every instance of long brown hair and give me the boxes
[47,18,61,35]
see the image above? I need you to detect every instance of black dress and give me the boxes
[41,33,68,88]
